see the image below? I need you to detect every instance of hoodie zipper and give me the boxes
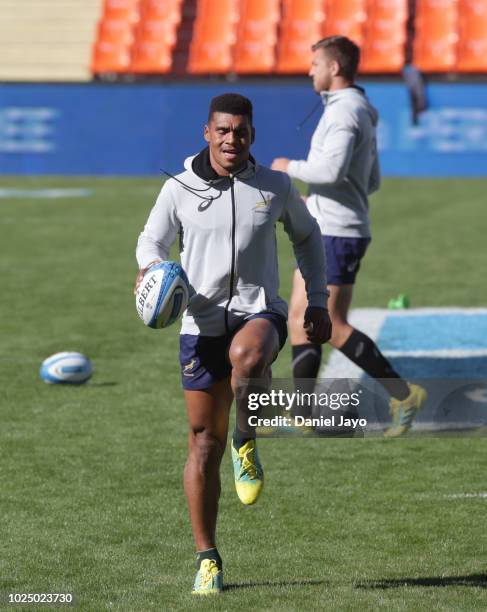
[224,175,237,333]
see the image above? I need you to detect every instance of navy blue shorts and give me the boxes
[323,236,371,285]
[179,312,288,391]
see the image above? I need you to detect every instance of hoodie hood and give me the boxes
[320,86,379,127]
[184,147,257,184]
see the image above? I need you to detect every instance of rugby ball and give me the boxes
[40,352,92,385]
[135,261,189,329]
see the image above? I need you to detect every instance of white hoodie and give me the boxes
[288,87,380,238]
[136,148,328,336]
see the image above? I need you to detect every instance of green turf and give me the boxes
[1,177,486,611]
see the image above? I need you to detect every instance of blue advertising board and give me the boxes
[1,81,486,176]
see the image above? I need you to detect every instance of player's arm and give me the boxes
[367,141,381,194]
[280,181,332,344]
[286,113,357,185]
[134,181,181,292]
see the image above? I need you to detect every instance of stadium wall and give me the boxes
[1,82,487,177]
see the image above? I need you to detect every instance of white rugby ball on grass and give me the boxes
[135,261,189,329]
[40,352,92,384]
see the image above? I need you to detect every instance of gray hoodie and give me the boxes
[136,149,328,336]
[288,87,380,238]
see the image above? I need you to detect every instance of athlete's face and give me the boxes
[204,112,255,176]
[309,48,339,93]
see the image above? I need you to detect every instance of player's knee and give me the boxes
[229,344,268,377]
[189,430,224,470]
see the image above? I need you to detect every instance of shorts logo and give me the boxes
[183,358,197,376]
[347,260,359,272]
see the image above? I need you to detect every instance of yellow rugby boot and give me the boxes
[192,559,223,595]
[384,383,427,438]
[231,439,264,505]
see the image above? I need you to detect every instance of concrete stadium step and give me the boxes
[1,47,93,63]
[0,28,96,44]
[1,46,92,61]
[0,64,92,81]
[1,7,99,19]
[0,0,101,81]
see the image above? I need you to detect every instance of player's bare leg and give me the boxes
[230,318,280,435]
[289,268,311,346]
[327,284,354,347]
[290,270,353,347]
[183,379,233,552]
[228,318,280,504]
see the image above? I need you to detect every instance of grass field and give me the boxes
[1,177,486,611]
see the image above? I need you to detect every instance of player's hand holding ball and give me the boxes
[134,259,163,295]
[135,260,190,329]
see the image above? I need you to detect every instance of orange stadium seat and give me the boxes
[92,2,139,74]
[102,0,141,23]
[413,0,459,72]
[96,19,135,46]
[276,0,326,73]
[282,0,325,20]
[140,0,183,23]
[234,0,280,73]
[457,0,487,72]
[188,38,235,74]
[131,40,173,72]
[134,19,178,45]
[129,1,182,73]
[368,0,408,20]
[361,0,407,73]
[92,41,132,73]
[323,0,367,46]
[188,0,239,73]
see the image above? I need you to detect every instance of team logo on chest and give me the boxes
[254,194,273,210]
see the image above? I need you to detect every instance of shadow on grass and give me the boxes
[224,579,327,592]
[356,573,487,589]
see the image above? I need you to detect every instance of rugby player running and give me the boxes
[272,36,427,437]
[135,94,332,594]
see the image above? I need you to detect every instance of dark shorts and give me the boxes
[323,236,371,285]
[179,312,288,391]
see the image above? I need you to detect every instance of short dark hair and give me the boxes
[312,36,360,81]
[208,93,253,124]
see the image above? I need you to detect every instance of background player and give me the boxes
[271,36,426,437]
[135,94,331,594]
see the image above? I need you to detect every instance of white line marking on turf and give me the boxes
[444,493,487,499]
[383,349,487,358]
[0,188,92,199]
[368,307,487,317]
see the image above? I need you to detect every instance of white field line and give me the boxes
[0,188,92,199]
[383,349,487,358]
[444,493,487,499]
[355,307,487,317]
